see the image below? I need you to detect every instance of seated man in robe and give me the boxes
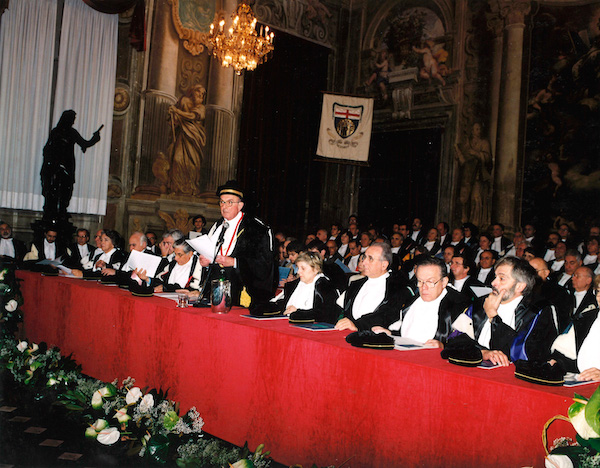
[449,251,486,303]
[373,255,471,348]
[66,228,94,269]
[548,268,600,381]
[100,231,149,286]
[0,222,27,263]
[334,243,411,331]
[23,227,71,272]
[470,257,557,366]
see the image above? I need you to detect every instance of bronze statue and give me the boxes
[40,110,102,222]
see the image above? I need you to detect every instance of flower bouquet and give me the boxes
[544,385,600,467]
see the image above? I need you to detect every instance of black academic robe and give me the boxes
[392,287,472,344]
[23,239,71,272]
[341,274,415,330]
[270,276,340,324]
[551,301,599,373]
[473,266,495,286]
[0,238,27,262]
[452,276,486,303]
[82,249,127,280]
[208,214,277,308]
[472,295,557,361]
[66,242,95,268]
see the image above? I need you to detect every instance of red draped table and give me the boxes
[16,271,596,467]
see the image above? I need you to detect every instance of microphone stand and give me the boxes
[194,221,228,307]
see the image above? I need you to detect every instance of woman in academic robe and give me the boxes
[71,229,126,279]
[257,251,340,324]
[135,238,203,294]
[548,275,600,381]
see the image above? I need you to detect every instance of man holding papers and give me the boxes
[198,181,276,308]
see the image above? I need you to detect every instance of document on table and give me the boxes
[563,372,600,387]
[393,336,435,350]
[241,314,288,320]
[186,235,216,262]
[123,250,163,278]
[153,292,180,303]
[36,257,64,267]
[292,322,336,331]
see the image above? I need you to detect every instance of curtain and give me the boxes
[0,0,58,212]
[52,0,118,215]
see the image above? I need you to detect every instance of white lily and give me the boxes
[5,299,18,312]
[125,387,142,405]
[97,427,120,445]
[139,394,154,413]
[16,341,27,352]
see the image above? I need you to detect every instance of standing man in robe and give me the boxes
[200,181,277,308]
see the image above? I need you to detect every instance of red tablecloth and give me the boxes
[16,271,596,467]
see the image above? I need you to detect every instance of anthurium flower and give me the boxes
[162,410,179,430]
[30,343,39,352]
[47,378,58,386]
[85,426,98,439]
[230,460,254,468]
[125,387,142,405]
[114,407,131,424]
[5,299,17,312]
[139,394,154,413]
[91,391,103,409]
[93,419,109,431]
[98,384,117,398]
[97,427,120,445]
[17,341,27,352]
[568,401,600,440]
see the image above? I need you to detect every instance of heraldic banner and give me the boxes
[316,93,374,163]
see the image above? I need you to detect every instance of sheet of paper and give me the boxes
[36,257,63,266]
[189,231,202,239]
[153,292,180,303]
[186,235,216,262]
[292,322,335,331]
[393,336,434,350]
[241,314,288,320]
[126,250,163,278]
[564,372,600,387]
[57,265,72,275]
[471,286,493,298]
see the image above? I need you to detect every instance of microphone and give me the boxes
[216,221,229,251]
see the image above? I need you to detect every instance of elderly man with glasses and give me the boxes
[334,242,411,332]
[373,255,471,348]
[199,180,276,309]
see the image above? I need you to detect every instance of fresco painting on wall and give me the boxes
[523,3,600,231]
[364,6,451,104]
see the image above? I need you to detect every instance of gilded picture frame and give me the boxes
[171,0,215,55]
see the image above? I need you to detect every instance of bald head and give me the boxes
[529,257,550,281]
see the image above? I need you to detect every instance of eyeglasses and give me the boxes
[219,200,240,207]
[416,278,443,288]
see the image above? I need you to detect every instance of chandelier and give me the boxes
[208,2,275,74]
